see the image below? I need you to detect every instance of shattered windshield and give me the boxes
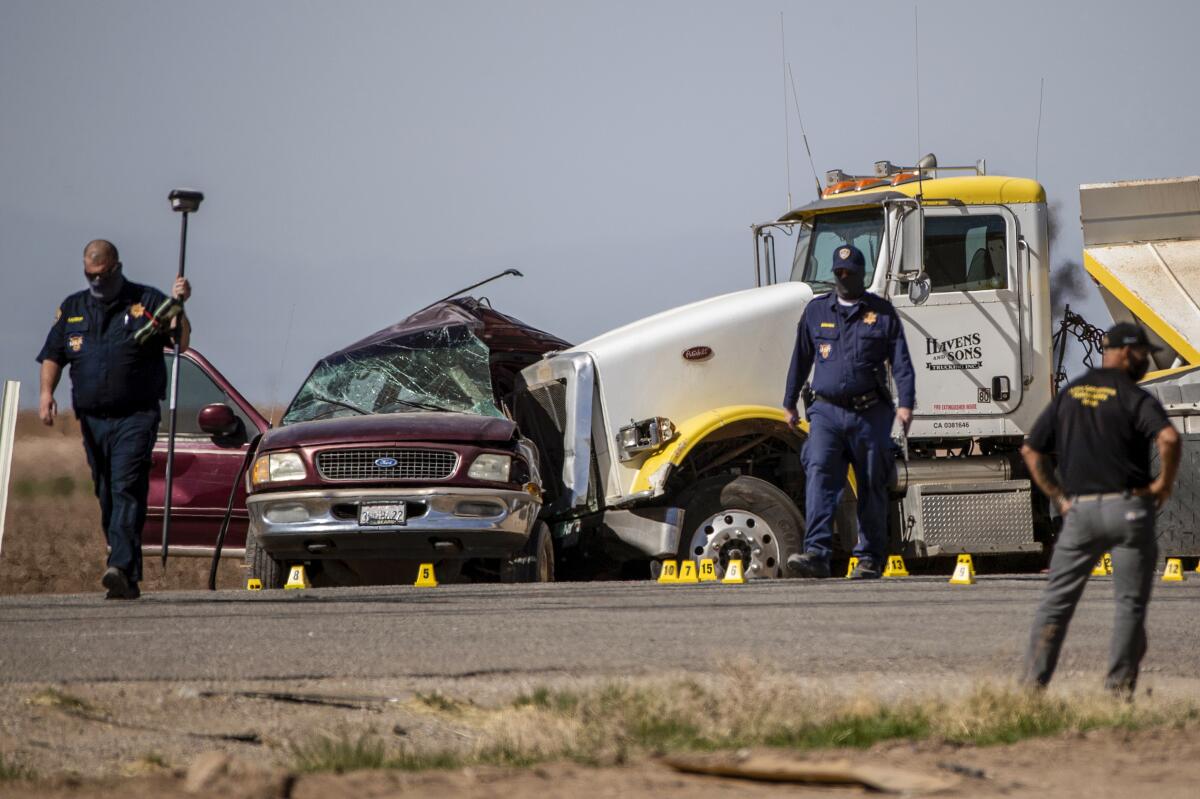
[281,326,503,425]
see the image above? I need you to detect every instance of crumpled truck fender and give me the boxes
[628,405,808,497]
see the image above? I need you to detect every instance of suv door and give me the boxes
[143,350,268,556]
[890,206,1024,436]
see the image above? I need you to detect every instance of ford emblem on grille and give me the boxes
[374,457,399,468]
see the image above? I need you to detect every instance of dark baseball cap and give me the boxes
[1102,322,1162,351]
[831,244,866,274]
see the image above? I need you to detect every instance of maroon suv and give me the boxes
[242,299,569,587]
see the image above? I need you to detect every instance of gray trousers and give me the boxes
[1023,493,1157,691]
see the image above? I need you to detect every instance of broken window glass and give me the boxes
[281,326,504,425]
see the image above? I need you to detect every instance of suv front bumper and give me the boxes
[247,487,540,560]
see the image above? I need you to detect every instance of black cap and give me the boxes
[831,244,865,274]
[1102,322,1162,351]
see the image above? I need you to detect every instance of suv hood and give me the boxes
[262,412,518,450]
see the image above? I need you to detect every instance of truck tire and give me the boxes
[676,474,804,579]
[244,528,285,589]
[501,521,555,583]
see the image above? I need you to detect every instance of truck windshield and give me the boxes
[789,208,884,289]
[281,327,504,425]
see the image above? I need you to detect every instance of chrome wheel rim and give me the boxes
[686,509,781,579]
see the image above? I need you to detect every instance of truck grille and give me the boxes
[316,448,459,481]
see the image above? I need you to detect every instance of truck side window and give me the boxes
[159,356,255,436]
[923,215,1007,293]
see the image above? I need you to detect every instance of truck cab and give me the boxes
[518,155,1059,577]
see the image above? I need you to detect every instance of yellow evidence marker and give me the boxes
[882,555,909,578]
[1091,553,1113,576]
[722,559,747,584]
[1162,558,1185,583]
[678,561,700,583]
[657,560,679,584]
[698,558,718,581]
[949,555,975,586]
[246,578,263,591]
[414,563,438,587]
[844,556,859,579]
[284,565,310,590]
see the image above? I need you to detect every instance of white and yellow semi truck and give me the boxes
[515,160,1200,577]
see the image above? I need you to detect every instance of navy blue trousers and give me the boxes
[79,409,159,584]
[801,401,894,565]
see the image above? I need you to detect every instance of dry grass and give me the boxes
[287,669,1200,774]
[0,752,36,782]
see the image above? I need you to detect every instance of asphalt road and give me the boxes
[2,576,1198,684]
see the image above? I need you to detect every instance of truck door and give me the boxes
[889,206,1023,430]
[144,351,268,555]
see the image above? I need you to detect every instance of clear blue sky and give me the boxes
[3,1,1197,409]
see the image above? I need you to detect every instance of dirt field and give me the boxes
[0,411,243,595]
[0,673,1196,798]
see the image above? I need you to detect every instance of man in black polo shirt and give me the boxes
[37,240,192,600]
[1021,322,1180,693]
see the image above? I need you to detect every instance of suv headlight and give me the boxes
[468,453,512,482]
[250,451,307,487]
[616,417,676,462]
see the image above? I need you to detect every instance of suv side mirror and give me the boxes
[198,403,240,437]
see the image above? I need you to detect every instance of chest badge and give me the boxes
[68,334,84,352]
[863,311,878,326]
[819,343,833,360]
[130,303,145,319]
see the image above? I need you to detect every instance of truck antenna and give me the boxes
[788,63,822,199]
[914,2,923,195]
[1035,77,1045,181]
[780,12,793,212]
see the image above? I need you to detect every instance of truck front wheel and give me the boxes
[676,475,804,579]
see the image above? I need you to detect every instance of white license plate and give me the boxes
[358,501,407,526]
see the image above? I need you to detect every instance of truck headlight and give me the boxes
[250,451,307,487]
[468,453,512,482]
[616,417,676,461]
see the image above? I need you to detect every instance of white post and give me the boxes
[0,381,19,559]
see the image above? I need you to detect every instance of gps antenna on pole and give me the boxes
[160,188,204,567]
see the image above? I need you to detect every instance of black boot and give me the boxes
[787,552,831,579]
[848,559,882,580]
[102,567,139,599]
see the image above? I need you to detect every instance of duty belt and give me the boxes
[1072,489,1148,502]
[814,391,881,412]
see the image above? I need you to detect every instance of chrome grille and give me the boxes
[316,448,459,481]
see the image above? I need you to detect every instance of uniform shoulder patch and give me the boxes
[55,308,62,321]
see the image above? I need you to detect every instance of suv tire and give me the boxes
[501,521,555,583]
[244,528,286,589]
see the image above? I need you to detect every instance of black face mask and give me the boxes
[1128,352,1151,382]
[834,270,865,301]
[87,264,125,302]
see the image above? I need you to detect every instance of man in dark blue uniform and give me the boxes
[782,244,915,579]
[37,239,191,599]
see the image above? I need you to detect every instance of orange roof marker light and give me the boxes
[819,154,992,199]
